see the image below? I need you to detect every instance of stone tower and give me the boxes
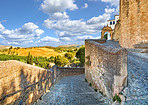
[119,0,148,48]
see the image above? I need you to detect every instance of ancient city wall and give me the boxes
[85,39,127,98]
[0,60,84,105]
[0,60,53,105]
[52,66,85,81]
[119,0,148,48]
[113,22,121,42]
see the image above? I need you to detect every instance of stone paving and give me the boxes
[123,52,148,105]
[34,75,113,105]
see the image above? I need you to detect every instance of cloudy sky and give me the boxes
[0,0,119,47]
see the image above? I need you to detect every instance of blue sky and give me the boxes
[0,0,119,47]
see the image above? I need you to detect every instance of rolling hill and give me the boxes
[0,45,82,58]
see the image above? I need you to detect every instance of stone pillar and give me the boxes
[54,66,57,80]
[113,49,127,95]
[101,31,105,39]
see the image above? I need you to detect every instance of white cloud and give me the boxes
[51,12,69,20]
[101,0,119,6]
[43,13,110,37]
[105,8,115,14]
[40,0,78,14]
[76,35,100,40]
[82,3,88,9]
[38,36,60,43]
[60,37,71,41]
[89,0,119,15]
[0,24,5,32]
[0,22,44,45]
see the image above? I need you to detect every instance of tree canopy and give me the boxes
[54,55,69,67]
[76,45,85,66]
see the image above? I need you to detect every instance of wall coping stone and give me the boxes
[86,39,123,53]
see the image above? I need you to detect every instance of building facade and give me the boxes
[107,15,119,30]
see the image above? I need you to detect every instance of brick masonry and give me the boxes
[0,60,84,105]
[119,0,148,48]
[85,39,127,98]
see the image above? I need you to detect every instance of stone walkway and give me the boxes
[123,52,148,105]
[34,75,113,105]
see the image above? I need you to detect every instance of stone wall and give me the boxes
[0,60,84,105]
[52,66,85,81]
[0,60,53,105]
[113,22,121,41]
[85,39,127,98]
[119,0,148,48]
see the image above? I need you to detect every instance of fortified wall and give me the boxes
[119,0,148,48]
[0,60,84,105]
[0,60,53,105]
[85,39,127,98]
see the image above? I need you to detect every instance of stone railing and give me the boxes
[0,60,84,105]
[51,65,85,82]
[85,39,127,98]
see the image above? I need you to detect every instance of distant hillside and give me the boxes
[0,45,11,50]
[58,44,82,48]
[0,44,82,58]
[1,47,65,58]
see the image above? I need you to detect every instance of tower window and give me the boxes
[110,21,112,25]
[113,21,115,24]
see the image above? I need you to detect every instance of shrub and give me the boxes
[99,91,103,95]
[85,78,87,82]
[94,89,97,92]
[113,94,121,103]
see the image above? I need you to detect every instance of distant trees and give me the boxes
[27,52,33,65]
[49,56,55,62]
[76,45,85,66]
[64,52,75,62]
[54,55,69,67]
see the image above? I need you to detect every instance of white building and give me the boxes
[107,15,119,30]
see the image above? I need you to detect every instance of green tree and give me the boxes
[64,52,75,61]
[104,33,108,40]
[49,56,55,62]
[27,52,33,65]
[54,55,69,67]
[76,45,85,66]
[30,55,33,65]
[27,52,31,64]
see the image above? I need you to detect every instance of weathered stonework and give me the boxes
[101,26,113,40]
[0,60,53,105]
[113,22,121,41]
[52,66,85,81]
[85,39,127,98]
[0,60,84,105]
[119,0,148,48]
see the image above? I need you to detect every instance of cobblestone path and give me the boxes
[34,75,113,105]
[123,52,148,104]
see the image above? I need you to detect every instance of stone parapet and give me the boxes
[85,39,127,98]
[0,60,84,105]
[52,66,85,82]
[0,60,53,105]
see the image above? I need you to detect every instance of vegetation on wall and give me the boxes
[113,94,121,103]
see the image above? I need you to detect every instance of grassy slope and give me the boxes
[0,44,81,58]
[2,47,65,58]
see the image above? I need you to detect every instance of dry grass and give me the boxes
[3,47,65,58]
